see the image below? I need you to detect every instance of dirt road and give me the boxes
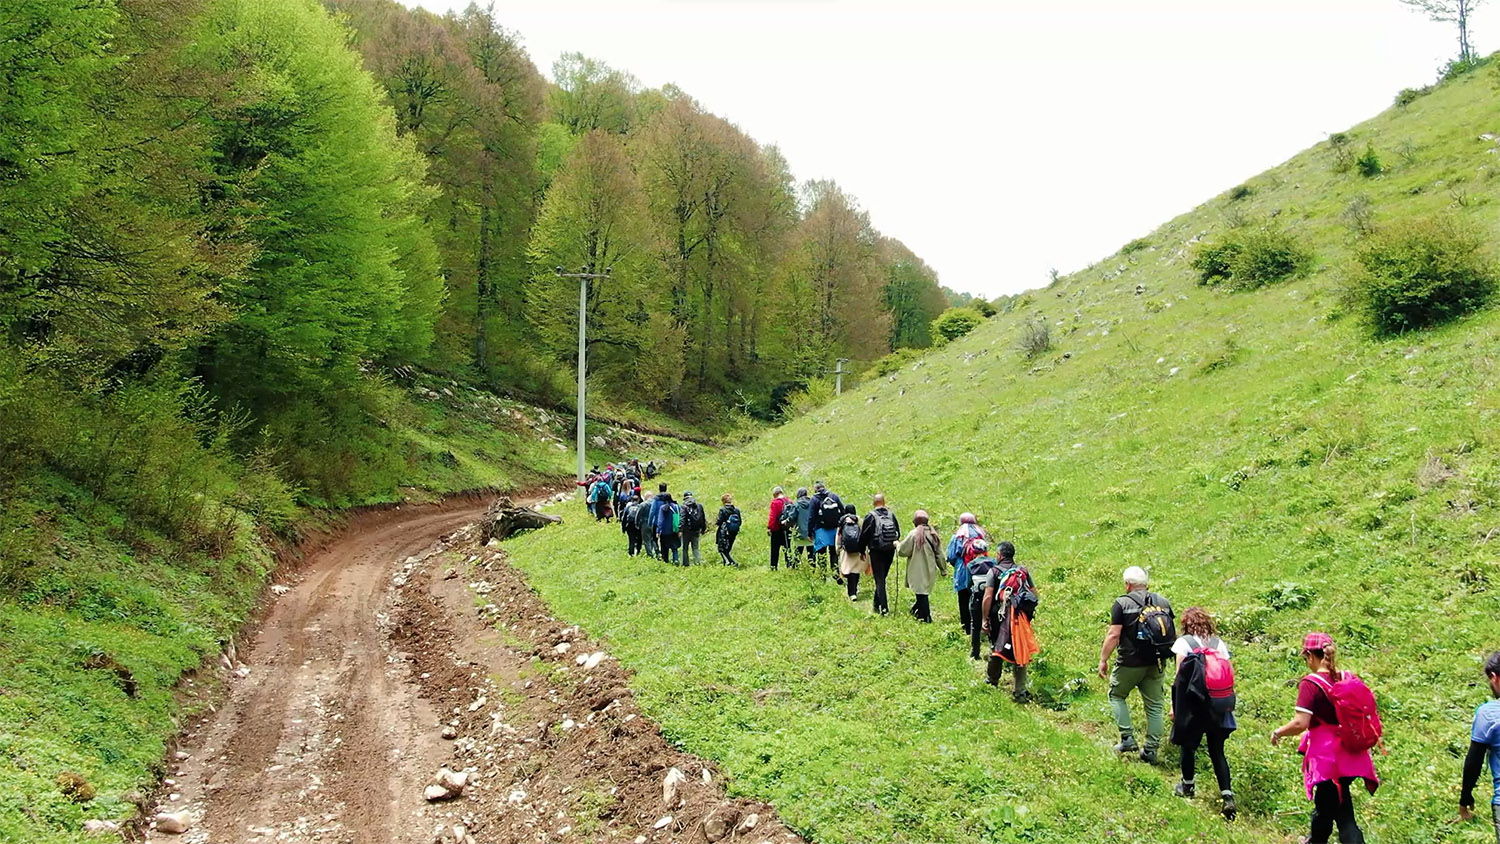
[149,499,804,844]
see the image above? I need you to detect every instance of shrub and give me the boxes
[1329,132,1356,171]
[1192,227,1314,291]
[1394,87,1426,107]
[1355,144,1383,177]
[1228,184,1254,201]
[1017,318,1053,360]
[1121,237,1151,255]
[1341,195,1377,237]
[1346,217,1497,335]
[870,347,923,377]
[930,308,984,345]
[973,299,998,318]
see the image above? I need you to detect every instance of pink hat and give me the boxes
[1302,631,1334,652]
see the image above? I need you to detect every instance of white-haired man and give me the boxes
[1098,565,1174,764]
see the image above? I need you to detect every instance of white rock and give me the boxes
[654,816,674,830]
[82,820,120,835]
[701,768,711,784]
[1168,367,1180,376]
[234,665,251,679]
[467,696,486,712]
[154,812,192,834]
[269,584,290,596]
[553,642,572,654]
[662,767,688,806]
[173,751,189,762]
[424,784,454,802]
[434,767,469,793]
[738,813,760,832]
[583,651,607,670]
[441,725,458,740]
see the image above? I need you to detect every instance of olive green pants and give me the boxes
[1108,662,1166,749]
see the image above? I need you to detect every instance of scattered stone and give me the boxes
[424,784,454,802]
[553,642,572,655]
[738,813,760,832]
[467,696,486,712]
[653,815,674,830]
[154,811,192,834]
[662,767,688,806]
[441,725,458,740]
[269,584,291,596]
[435,767,469,793]
[703,807,738,843]
[173,751,189,762]
[443,568,457,581]
[234,665,251,679]
[82,819,120,835]
[583,651,607,670]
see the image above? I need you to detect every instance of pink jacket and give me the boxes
[1299,725,1379,800]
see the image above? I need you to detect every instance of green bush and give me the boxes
[1192,228,1314,291]
[1018,318,1053,360]
[1394,87,1427,107]
[1229,184,1254,201]
[1121,237,1151,255]
[930,308,984,345]
[1347,217,1497,336]
[1355,144,1383,177]
[870,347,924,377]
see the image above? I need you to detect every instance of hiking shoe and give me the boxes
[1221,792,1237,822]
[1174,780,1195,799]
[849,593,859,602]
[1138,747,1159,765]
[1112,735,1139,754]
[1012,691,1033,705]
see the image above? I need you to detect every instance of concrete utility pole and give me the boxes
[834,358,850,396]
[555,266,612,484]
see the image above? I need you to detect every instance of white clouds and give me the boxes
[403,0,1485,296]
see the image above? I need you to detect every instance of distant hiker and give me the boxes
[897,509,945,622]
[647,483,668,560]
[1099,565,1173,764]
[645,460,658,479]
[858,494,901,616]
[716,493,743,566]
[590,475,614,521]
[767,487,791,570]
[808,481,845,577]
[965,540,997,661]
[836,503,867,600]
[1271,632,1381,844]
[947,514,988,635]
[789,487,814,568]
[982,541,1038,702]
[636,491,657,559]
[1458,651,1500,838]
[1169,607,1238,821]
[655,492,682,565]
[680,491,709,566]
[621,493,644,556]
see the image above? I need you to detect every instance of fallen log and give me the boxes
[481,497,562,544]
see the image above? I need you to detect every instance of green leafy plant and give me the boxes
[1355,144,1383,177]
[1346,216,1497,335]
[1192,228,1314,291]
[930,308,985,345]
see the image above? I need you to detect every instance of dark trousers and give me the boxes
[957,588,972,634]
[1179,728,1232,793]
[643,528,658,558]
[790,542,809,568]
[1309,779,1365,843]
[845,572,860,598]
[769,529,788,569]
[717,530,738,566]
[911,593,932,622]
[660,534,680,565]
[968,590,988,659]
[626,527,642,556]
[985,656,1030,700]
[868,547,895,615]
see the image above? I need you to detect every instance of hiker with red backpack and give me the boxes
[1169,607,1238,821]
[981,541,1039,702]
[947,514,988,635]
[860,494,902,616]
[1271,631,1381,844]
[1098,565,1173,764]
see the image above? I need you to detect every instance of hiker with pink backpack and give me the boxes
[1168,607,1237,821]
[1271,631,1383,844]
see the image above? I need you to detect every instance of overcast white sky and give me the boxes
[403,0,1488,297]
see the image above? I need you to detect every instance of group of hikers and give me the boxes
[581,463,743,566]
[574,472,1500,843]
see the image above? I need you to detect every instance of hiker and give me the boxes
[715,493,743,566]
[898,509,945,622]
[808,481,845,577]
[947,514,988,635]
[789,487,814,568]
[1458,651,1500,838]
[767,487,791,570]
[982,541,1038,702]
[965,539,998,661]
[1169,607,1238,821]
[1271,632,1380,844]
[654,492,682,565]
[636,490,657,559]
[645,460,658,479]
[1098,565,1173,764]
[836,503,867,600]
[647,483,668,560]
[621,492,644,556]
[860,494,902,616]
[590,474,614,522]
[680,491,709,566]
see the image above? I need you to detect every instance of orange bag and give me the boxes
[1007,608,1040,666]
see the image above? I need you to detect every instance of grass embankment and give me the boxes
[502,67,1500,844]
[0,374,707,844]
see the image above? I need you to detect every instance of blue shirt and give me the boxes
[648,497,663,527]
[1472,700,1500,805]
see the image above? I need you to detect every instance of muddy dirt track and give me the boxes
[148,499,804,844]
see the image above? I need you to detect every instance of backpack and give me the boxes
[997,566,1039,619]
[818,494,842,525]
[661,502,679,535]
[623,502,640,523]
[725,508,742,533]
[683,502,704,533]
[1127,592,1175,662]
[839,515,862,553]
[777,501,800,530]
[871,509,899,549]
[1306,672,1383,753]
[1185,636,1235,702]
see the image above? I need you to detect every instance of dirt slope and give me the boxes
[147,500,804,844]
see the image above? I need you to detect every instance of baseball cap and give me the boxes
[1302,632,1334,652]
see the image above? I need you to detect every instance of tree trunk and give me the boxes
[480,497,563,543]
[475,203,492,371]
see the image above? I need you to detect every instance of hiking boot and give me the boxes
[1221,792,1237,821]
[1173,780,1195,799]
[1138,747,1159,765]
[1112,734,1139,754]
[1012,691,1033,705]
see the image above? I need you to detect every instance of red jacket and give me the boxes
[767,496,787,530]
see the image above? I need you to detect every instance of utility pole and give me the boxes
[834,358,850,396]
[555,266,612,484]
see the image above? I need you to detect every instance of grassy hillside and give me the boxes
[0,375,705,844]
[502,66,1500,843]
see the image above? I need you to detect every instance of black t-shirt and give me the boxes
[1110,591,1171,668]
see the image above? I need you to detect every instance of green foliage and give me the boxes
[1346,216,1497,335]
[869,347,924,377]
[1228,184,1254,201]
[1394,86,1428,107]
[1355,144,1383,177]
[930,308,984,345]
[1017,318,1054,360]
[1121,237,1151,255]
[1192,228,1314,291]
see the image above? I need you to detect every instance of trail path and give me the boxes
[150,498,803,844]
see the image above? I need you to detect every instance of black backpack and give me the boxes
[683,501,705,533]
[871,509,899,549]
[817,494,842,526]
[777,500,800,530]
[839,515,862,553]
[1127,592,1176,662]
